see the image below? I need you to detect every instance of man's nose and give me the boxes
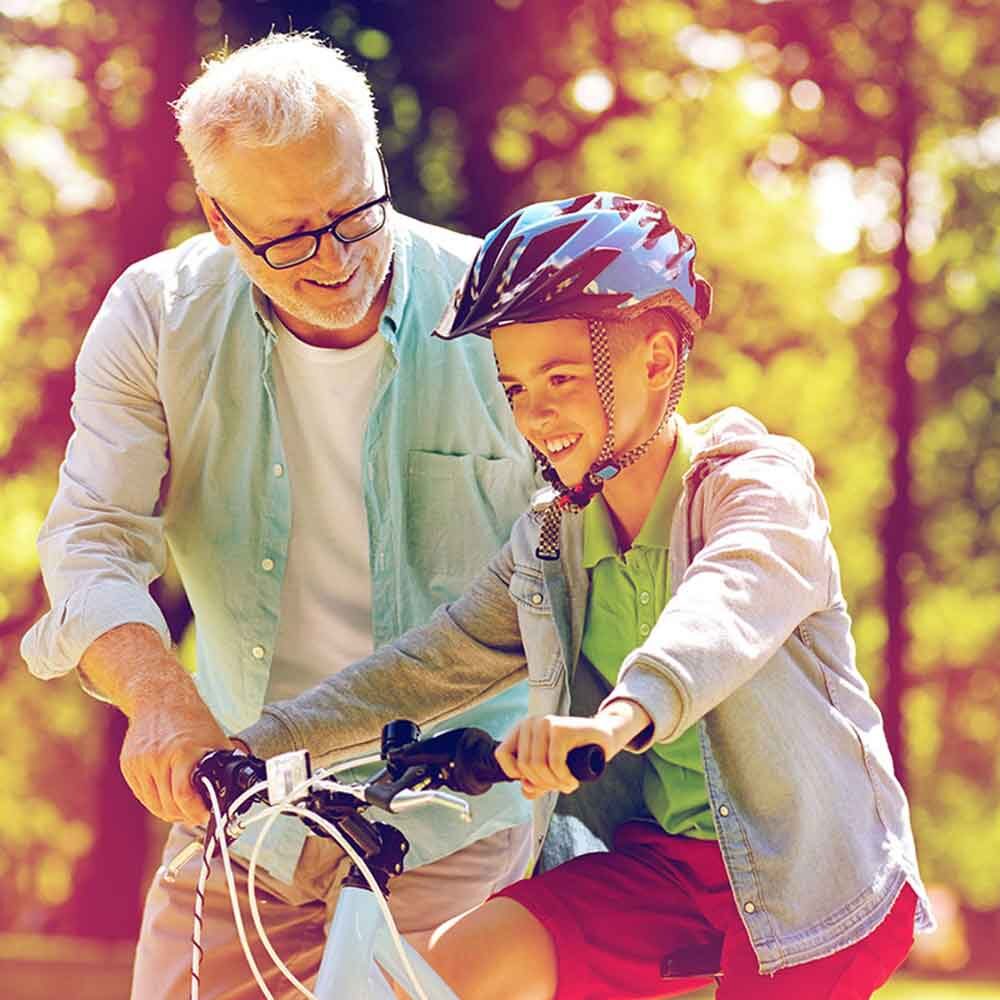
[313,229,351,271]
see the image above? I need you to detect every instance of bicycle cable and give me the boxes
[199,766,432,1000]
[242,772,432,1000]
[201,776,278,1000]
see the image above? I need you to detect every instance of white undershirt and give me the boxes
[266,314,386,703]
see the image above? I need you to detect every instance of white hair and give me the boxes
[173,32,378,194]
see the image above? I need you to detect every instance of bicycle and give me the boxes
[161,720,607,1000]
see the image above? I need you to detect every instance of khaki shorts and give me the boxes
[129,821,532,1000]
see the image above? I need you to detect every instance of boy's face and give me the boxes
[493,317,673,487]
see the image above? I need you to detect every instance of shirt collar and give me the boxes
[582,417,694,568]
[379,211,409,342]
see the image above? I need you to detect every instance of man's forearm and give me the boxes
[79,622,197,718]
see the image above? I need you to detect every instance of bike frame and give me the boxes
[199,760,463,1000]
[182,729,605,1000]
[317,887,457,1000]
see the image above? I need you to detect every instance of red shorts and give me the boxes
[495,821,917,1000]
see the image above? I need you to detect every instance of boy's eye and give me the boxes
[549,374,574,387]
[504,383,524,401]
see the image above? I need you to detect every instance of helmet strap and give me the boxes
[534,318,692,560]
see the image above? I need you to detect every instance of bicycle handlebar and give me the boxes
[415,726,606,796]
[190,721,606,832]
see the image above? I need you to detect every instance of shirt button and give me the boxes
[531,593,543,606]
[744,901,756,914]
[261,558,275,572]
[251,645,265,659]
[719,805,730,817]
[273,463,284,477]
[639,592,651,605]
[639,623,651,637]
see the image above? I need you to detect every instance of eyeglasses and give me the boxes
[211,150,392,270]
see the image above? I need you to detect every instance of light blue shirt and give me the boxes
[22,213,537,879]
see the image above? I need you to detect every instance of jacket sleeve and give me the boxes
[239,541,527,765]
[603,448,834,750]
[20,270,173,687]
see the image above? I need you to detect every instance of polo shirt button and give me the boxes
[744,901,756,914]
[273,463,284,477]
[251,645,266,659]
[719,804,730,817]
[531,593,543,606]
[639,591,651,605]
[639,623,651,636]
[261,558,275,572]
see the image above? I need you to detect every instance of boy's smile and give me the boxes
[493,316,673,488]
[493,318,609,487]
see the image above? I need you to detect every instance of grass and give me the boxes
[877,979,1000,998]
[682,976,1000,999]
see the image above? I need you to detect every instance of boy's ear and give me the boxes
[645,323,680,391]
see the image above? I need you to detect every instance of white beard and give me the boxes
[270,234,393,333]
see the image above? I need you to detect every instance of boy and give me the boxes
[237,194,934,999]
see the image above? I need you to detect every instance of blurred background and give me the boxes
[1,0,998,996]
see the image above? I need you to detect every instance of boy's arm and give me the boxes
[603,448,833,750]
[238,541,527,765]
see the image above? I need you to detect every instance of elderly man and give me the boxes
[22,32,536,999]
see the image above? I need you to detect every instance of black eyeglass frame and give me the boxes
[210,149,392,270]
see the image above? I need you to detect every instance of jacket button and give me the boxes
[744,901,756,914]
[719,805,730,817]
[531,593,543,605]
[261,558,275,572]
[273,463,284,477]
[251,645,265,659]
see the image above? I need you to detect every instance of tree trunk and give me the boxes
[881,17,917,793]
[60,1,198,940]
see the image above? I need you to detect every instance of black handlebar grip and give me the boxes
[486,738,606,784]
[449,731,606,795]
[191,749,265,813]
[565,744,606,782]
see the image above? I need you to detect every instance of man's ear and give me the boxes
[646,323,680,391]
[196,188,232,247]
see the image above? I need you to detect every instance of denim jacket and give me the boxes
[21,214,537,879]
[242,407,934,971]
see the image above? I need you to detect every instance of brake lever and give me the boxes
[363,764,438,813]
[388,789,471,821]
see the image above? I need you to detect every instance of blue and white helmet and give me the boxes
[435,193,712,560]
[435,192,712,341]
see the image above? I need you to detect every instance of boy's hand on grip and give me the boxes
[496,703,646,800]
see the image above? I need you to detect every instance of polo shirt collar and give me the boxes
[582,416,694,568]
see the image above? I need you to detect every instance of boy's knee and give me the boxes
[426,897,557,1000]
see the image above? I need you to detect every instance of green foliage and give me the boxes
[0,0,187,933]
[2,0,998,951]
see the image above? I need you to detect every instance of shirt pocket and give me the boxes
[508,568,564,689]
[405,450,527,601]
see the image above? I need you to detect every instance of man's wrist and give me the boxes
[81,622,197,718]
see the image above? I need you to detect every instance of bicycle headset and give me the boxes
[434,192,713,559]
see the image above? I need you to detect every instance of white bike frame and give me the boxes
[185,753,467,1000]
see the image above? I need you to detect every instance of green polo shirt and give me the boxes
[580,431,717,840]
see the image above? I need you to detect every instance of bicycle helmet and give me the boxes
[435,193,712,559]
